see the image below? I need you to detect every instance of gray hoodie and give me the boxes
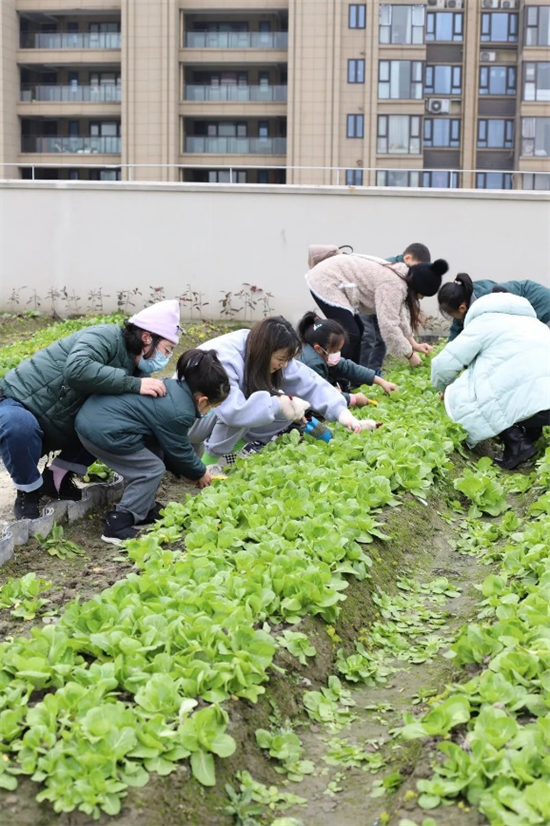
[197,328,347,428]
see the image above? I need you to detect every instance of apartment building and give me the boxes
[0,0,548,188]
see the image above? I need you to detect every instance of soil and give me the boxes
[0,315,532,826]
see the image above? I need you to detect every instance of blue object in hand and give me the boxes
[304,416,333,442]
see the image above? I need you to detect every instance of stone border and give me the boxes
[0,474,124,567]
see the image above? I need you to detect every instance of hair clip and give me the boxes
[313,323,323,330]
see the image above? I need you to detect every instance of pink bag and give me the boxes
[307,244,353,269]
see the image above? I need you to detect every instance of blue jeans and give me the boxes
[359,314,387,373]
[0,398,43,491]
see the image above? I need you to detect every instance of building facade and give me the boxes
[0,0,549,188]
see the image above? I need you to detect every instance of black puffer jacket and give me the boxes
[0,324,142,451]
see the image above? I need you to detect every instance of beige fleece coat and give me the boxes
[305,254,413,358]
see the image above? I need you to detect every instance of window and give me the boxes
[522,173,550,190]
[89,169,121,181]
[377,115,421,153]
[258,121,269,138]
[349,4,366,29]
[422,171,459,188]
[521,118,550,157]
[524,62,550,102]
[479,66,516,96]
[424,118,460,148]
[476,172,513,190]
[345,169,363,185]
[480,13,518,43]
[208,170,247,183]
[426,12,463,42]
[376,170,421,187]
[348,59,365,83]
[378,61,423,99]
[425,65,462,95]
[205,122,247,137]
[379,5,424,45]
[525,7,550,47]
[347,114,364,138]
[477,120,514,149]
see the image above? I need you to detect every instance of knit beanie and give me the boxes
[407,259,449,297]
[129,299,181,344]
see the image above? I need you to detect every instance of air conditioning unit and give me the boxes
[482,0,499,8]
[480,50,497,62]
[446,0,463,8]
[427,0,446,7]
[500,0,518,8]
[427,98,450,114]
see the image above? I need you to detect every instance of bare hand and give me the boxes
[379,380,399,395]
[196,470,212,488]
[353,392,370,407]
[415,342,434,355]
[140,378,167,397]
[409,353,422,368]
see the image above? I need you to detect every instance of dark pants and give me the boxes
[359,314,387,373]
[0,397,94,490]
[310,293,364,364]
[518,410,550,429]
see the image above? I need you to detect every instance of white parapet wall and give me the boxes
[0,181,548,329]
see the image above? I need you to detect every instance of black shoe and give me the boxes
[101,510,139,545]
[494,426,538,471]
[135,502,164,527]
[14,489,41,520]
[41,467,83,501]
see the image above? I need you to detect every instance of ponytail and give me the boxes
[176,348,230,404]
[297,311,348,349]
[438,273,474,317]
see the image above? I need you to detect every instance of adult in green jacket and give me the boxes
[438,273,550,341]
[76,349,230,544]
[0,299,181,520]
[297,311,398,408]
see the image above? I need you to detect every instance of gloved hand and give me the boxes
[278,395,310,421]
[289,396,310,420]
[357,419,380,431]
[337,408,362,432]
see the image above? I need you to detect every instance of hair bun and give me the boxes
[431,259,449,277]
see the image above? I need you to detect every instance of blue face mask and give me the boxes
[139,350,172,374]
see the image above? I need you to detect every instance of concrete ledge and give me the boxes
[0,474,123,567]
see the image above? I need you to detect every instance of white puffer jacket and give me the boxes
[431,293,550,445]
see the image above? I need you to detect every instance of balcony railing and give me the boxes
[184,84,287,102]
[20,32,121,49]
[20,84,121,103]
[21,136,121,154]
[184,31,288,49]
[185,136,286,155]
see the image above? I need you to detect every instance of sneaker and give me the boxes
[101,510,139,545]
[240,441,264,457]
[135,502,164,527]
[41,467,83,501]
[14,489,41,520]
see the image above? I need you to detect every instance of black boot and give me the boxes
[494,426,538,471]
[101,510,139,545]
[41,467,83,501]
[14,489,41,520]
[135,501,165,527]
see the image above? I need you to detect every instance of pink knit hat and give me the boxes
[129,299,181,344]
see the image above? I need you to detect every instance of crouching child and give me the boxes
[75,349,230,544]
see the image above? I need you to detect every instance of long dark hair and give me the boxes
[297,311,347,349]
[244,316,301,396]
[122,321,161,358]
[438,273,474,318]
[176,349,230,404]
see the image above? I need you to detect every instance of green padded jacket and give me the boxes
[76,379,206,481]
[0,324,143,451]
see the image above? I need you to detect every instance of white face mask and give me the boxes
[327,351,342,367]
